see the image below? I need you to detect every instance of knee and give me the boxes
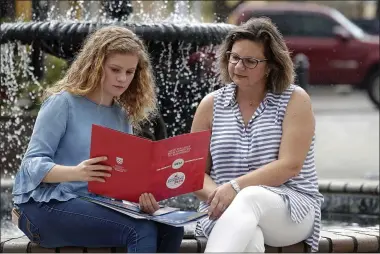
[125,221,158,252]
[234,186,264,203]
[134,220,158,240]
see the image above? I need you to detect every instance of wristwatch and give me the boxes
[229,179,241,193]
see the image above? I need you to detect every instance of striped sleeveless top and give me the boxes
[195,83,324,252]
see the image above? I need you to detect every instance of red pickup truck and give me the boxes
[228,2,379,107]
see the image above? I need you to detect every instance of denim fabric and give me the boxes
[17,198,184,253]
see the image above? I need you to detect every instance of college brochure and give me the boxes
[88,124,211,203]
[80,194,207,226]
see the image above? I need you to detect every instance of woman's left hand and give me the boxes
[207,182,237,220]
[139,193,160,214]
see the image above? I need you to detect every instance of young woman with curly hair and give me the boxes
[12,26,184,253]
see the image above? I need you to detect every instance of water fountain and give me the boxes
[0,0,234,236]
[0,1,379,251]
[0,3,236,173]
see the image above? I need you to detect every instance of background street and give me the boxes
[310,85,379,181]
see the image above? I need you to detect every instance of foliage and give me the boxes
[41,54,68,88]
[30,54,68,110]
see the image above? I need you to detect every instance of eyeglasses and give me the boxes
[226,51,268,69]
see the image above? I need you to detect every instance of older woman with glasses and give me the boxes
[191,17,324,252]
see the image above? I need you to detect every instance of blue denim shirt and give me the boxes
[12,91,133,204]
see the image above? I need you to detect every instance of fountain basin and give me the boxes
[0,21,235,60]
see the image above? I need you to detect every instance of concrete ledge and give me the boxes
[318,179,379,195]
[1,226,379,253]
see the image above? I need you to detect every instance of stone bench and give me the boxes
[1,226,379,253]
[1,180,378,253]
[2,179,378,217]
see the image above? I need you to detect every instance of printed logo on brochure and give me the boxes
[166,172,186,189]
[172,158,184,169]
[114,156,127,172]
[116,157,123,165]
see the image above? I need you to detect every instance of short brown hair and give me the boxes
[217,17,294,93]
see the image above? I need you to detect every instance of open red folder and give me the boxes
[88,124,211,203]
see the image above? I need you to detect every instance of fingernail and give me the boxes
[104,157,108,160]
[107,174,111,177]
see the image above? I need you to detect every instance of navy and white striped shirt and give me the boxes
[195,83,324,252]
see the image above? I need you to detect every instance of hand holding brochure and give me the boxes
[88,124,211,203]
[80,194,207,227]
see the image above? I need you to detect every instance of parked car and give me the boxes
[228,2,379,107]
[351,18,380,35]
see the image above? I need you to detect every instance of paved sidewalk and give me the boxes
[309,86,379,181]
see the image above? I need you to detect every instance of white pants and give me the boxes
[205,186,315,252]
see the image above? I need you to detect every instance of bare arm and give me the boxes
[236,87,315,189]
[43,157,112,183]
[195,158,218,202]
[42,165,77,183]
[191,92,218,202]
[13,94,112,198]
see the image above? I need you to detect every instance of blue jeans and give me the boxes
[16,198,184,253]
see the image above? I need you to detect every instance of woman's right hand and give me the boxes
[73,156,113,182]
[139,193,160,215]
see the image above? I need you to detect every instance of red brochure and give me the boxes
[88,124,211,203]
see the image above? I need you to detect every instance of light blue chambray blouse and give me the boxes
[12,91,133,204]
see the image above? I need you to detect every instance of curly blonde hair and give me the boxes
[45,25,158,129]
[217,17,295,94]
